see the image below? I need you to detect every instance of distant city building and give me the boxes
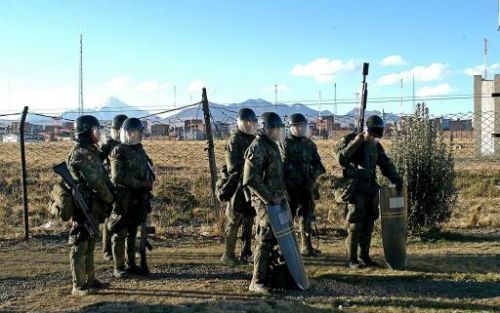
[151,124,169,137]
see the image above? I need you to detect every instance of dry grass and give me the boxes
[0,229,498,313]
[0,140,499,238]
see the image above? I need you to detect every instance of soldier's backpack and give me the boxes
[215,165,240,202]
[48,180,74,222]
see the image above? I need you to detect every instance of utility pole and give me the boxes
[400,77,403,114]
[78,33,84,116]
[174,85,177,108]
[484,38,488,79]
[318,90,322,118]
[274,84,278,108]
[334,82,337,116]
[412,73,415,112]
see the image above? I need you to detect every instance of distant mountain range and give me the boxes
[163,98,401,126]
[22,97,401,126]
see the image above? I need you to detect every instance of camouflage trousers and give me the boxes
[70,238,96,289]
[251,201,285,285]
[288,191,316,251]
[102,218,112,256]
[112,226,138,270]
[345,192,379,261]
[224,205,254,259]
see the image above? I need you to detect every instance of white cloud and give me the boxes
[262,84,289,92]
[187,79,205,93]
[416,83,453,97]
[105,76,129,92]
[377,63,449,86]
[291,58,359,83]
[380,55,406,67]
[464,63,500,76]
[136,80,170,92]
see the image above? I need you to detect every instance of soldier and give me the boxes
[243,112,287,295]
[109,117,155,278]
[99,114,128,261]
[282,113,326,257]
[220,108,258,266]
[67,115,114,296]
[334,115,403,269]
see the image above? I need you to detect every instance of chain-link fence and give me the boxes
[1,95,499,239]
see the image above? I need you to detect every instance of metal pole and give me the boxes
[201,88,221,232]
[19,106,29,240]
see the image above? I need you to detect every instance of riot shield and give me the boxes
[268,203,310,290]
[379,184,408,270]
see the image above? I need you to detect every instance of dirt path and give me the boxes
[0,229,499,313]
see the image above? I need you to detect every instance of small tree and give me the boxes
[391,103,458,231]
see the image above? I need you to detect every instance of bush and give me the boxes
[391,103,458,231]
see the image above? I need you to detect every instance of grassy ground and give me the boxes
[1,140,499,238]
[0,228,498,313]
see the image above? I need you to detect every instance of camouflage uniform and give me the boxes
[67,138,114,291]
[222,129,256,263]
[109,143,154,274]
[334,133,402,265]
[243,132,287,286]
[99,138,121,259]
[282,135,326,255]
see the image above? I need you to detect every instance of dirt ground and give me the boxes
[0,228,498,313]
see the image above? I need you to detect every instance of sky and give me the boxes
[0,0,499,116]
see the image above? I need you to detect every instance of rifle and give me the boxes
[357,62,370,133]
[139,161,155,275]
[53,162,99,237]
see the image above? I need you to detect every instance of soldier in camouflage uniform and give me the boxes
[282,113,326,257]
[99,114,127,261]
[333,115,403,269]
[243,112,287,295]
[67,115,115,296]
[220,108,258,266]
[109,117,155,278]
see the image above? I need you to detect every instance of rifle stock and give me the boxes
[53,162,99,237]
[140,161,155,275]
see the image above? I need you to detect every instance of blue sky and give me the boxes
[0,0,499,115]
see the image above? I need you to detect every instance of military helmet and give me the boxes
[237,108,257,121]
[74,115,100,135]
[111,114,128,129]
[260,112,284,129]
[366,115,385,138]
[289,113,307,125]
[122,117,145,131]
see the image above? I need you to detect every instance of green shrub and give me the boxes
[391,103,458,231]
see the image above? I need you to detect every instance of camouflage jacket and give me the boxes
[282,135,326,190]
[243,132,286,205]
[225,130,255,214]
[334,133,402,191]
[100,138,120,163]
[66,140,114,224]
[225,129,255,177]
[109,143,154,222]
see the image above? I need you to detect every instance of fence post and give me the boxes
[19,106,30,241]
[201,88,223,236]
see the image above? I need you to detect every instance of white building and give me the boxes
[474,74,500,157]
